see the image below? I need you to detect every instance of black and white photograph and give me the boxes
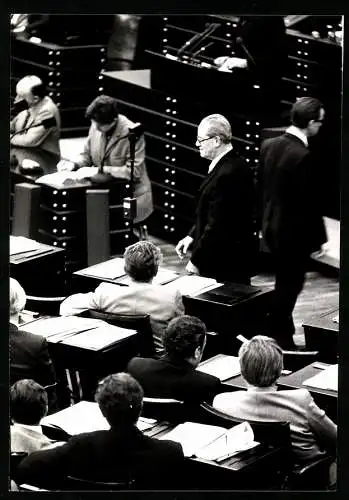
[8,12,343,492]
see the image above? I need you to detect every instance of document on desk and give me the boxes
[303,364,338,392]
[197,354,241,381]
[159,421,257,459]
[22,316,104,339]
[163,275,221,296]
[116,267,179,286]
[36,171,91,188]
[10,236,41,255]
[61,323,136,350]
[76,257,126,280]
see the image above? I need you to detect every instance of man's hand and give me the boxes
[214,56,248,72]
[175,235,193,259]
[185,261,200,275]
[57,159,75,172]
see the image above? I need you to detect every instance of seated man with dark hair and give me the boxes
[60,241,184,356]
[213,336,337,481]
[15,373,184,490]
[57,94,153,224]
[10,278,56,389]
[127,315,222,404]
[11,379,64,454]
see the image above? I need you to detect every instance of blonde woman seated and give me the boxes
[213,336,336,481]
[60,241,184,356]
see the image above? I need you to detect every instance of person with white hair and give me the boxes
[10,74,61,155]
[10,278,56,388]
[176,114,256,284]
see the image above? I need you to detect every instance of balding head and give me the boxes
[196,114,232,160]
[15,75,44,106]
[10,278,26,322]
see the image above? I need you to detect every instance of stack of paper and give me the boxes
[41,401,157,436]
[35,171,90,188]
[76,257,126,280]
[62,323,136,350]
[303,364,338,392]
[10,236,41,255]
[159,421,258,460]
[197,354,240,381]
[22,316,104,340]
[163,274,221,296]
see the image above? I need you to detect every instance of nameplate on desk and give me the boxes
[41,401,157,436]
[195,284,262,306]
[303,364,338,392]
[197,354,240,381]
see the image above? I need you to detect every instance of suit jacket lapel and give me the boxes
[198,149,236,194]
[102,121,124,164]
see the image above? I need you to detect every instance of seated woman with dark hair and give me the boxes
[11,379,64,454]
[60,241,184,356]
[213,336,337,480]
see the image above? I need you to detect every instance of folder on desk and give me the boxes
[41,401,157,436]
[303,364,338,392]
[10,236,42,255]
[163,275,221,296]
[197,354,240,381]
[195,283,262,306]
[22,316,104,339]
[75,257,126,280]
[159,421,258,459]
[61,323,136,350]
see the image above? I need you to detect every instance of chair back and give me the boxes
[142,397,185,423]
[25,295,66,316]
[64,475,135,491]
[282,350,319,372]
[286,455,334,490]
[197,402,291,448]
[86,310,155,358]
[10,452,28,477]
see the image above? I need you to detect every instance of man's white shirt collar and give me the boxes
[208,144,233,174]
[286,125,308,147]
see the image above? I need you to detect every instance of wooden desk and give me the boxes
[10,237,66,297]
[278,363,337,422]
[183,284,274,354]
[303,308,339,364]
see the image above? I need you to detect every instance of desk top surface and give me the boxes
[302,307,339,332]
[278,363,337,398]
[11,147,60,181]
[10,236,64,264]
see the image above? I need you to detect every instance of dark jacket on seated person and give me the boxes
[15,425,184,490]
[10,322,56,388]
[127,355,221,404]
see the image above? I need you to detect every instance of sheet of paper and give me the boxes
[62,323,136,350]
[136,417,158,432]
[22,316,104,338]
[163,274,221,296]
[76,257,126,280]
[303,364,338,392]
[35,171,90,187]
[196,422,258,461]
[159,422,226,457]
[10,236,41,255]
[197,354,241,381]
[41,401,110,435]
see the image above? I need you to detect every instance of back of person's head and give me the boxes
[239,335,283,387]
[290,97,323,129]
[164,315,207,365]
[85,94,119,124]
[16,75,46,99]
[10,278,26,317]
[95,372,143,427]
[124,240,162,282]
[10,379,48,425]
[200,114,232,144]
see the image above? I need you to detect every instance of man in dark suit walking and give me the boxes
[15,373,184,490]
[127,315,222,405]
[260,97,327,349]
[176,114,256,284]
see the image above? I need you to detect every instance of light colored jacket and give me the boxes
[213,386,337,464]
[11,424,63,454]
[60,281,184,354]
[77,114,153,223]
[10,96,61,156]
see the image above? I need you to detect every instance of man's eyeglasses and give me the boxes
[196,136,215,145]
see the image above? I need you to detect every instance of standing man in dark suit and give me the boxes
[176,114,256,284]
[260,97,327,349]
[127,315,222,405]
[15,373,184,490]
[10,278,56,389]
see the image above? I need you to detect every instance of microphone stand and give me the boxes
[124,124,143,244]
